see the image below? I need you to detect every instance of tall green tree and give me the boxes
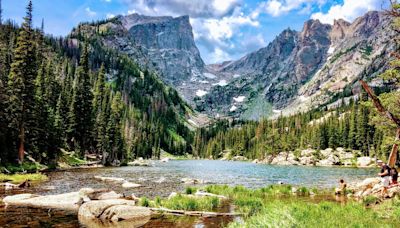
[7,1,37,163]
[68,43,93,155]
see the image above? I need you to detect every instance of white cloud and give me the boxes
[311,0,381,24]
[85,7,97,17]
[191,7,260,63]
[123,0,241,18]
[106,13,115,19]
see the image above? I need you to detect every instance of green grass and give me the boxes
[159,194,220,211]
[1,162,47,173]
[201,184,400,227]
[185,187,197,195]
[0,173,48,183]
[228,200,398,228]
[140,193,221,212]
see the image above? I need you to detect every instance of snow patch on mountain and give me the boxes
[196,90,208,97]
[233,96,246,102]
[230,105,237,112]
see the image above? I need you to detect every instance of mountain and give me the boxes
[196,11,395,120]
[72,13,232,104]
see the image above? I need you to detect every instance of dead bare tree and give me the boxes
[359,80,400,167]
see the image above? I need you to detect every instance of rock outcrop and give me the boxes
[255,147,369,167]
[78,199,151,227]
[72,13,216,103]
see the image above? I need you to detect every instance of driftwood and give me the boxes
[150,207,242,217]
[359,80,400,167]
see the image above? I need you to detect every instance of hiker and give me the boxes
[335,179,347,195]
[391,167,398,185]
[378,160,391,197]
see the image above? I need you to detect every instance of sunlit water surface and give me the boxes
[0,160,378,227]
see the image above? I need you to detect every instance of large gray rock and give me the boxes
[317,154,340,166]
[357,157,375,167]
[78,199,151,228]
[3,192,81,211]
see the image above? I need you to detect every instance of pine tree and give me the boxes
[0,0,2,25]
[348,101,358,149]
[7,1,37,162]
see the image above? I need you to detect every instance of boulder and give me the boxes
[271,152,299,165]
[356,177,380,189]
[388,186,400,198]
[180,178,205,184]
[316,154,340,166]
[78,199,150,227]
[94,176,125,183]
[0,183,20,190]
[168,192,178,199]
[96,191,124,200]
[160,157,170,162]
[122,182,141,189]
[301,149,315,157]
[195,190,227,199]
[231,156,247,161]
[356,157,375,167]
[300,156,315,166]
[128,160,152,167]
[3,192,81,211]
[320,148,333,157]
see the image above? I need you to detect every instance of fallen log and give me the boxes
[149,207,242,217]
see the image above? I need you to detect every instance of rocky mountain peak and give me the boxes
[300,19,331,41]
[331,19,351,42]
[348,11,381,37]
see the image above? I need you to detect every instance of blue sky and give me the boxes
[2,0,387,64]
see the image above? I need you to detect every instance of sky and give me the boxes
[2,0,388,64]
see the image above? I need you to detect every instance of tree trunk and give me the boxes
[359,80,400,166]
[18,125,25,163]
[388,128,400,167]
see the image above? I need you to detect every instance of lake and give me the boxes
[0,160,378,227]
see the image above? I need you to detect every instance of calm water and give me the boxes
[0,160,378,227]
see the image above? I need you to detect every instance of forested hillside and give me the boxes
[193,88,398,161]
[0,1,193,166]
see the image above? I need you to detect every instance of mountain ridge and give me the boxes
[196,10,395,120]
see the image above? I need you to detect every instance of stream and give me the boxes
[0,160,378,227]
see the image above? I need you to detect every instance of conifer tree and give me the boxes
[7,0,37,162]
[68,43,94,155]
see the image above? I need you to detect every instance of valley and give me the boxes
[1,0,400,227]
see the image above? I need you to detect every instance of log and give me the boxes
[388,129,400,167]
[149,207,242,217]
[359,80,400,167]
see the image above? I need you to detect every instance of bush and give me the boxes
[185,187,196,195]
[139,197,150,207]
[363,196,380,206]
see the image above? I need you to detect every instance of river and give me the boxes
[0,160,378,227]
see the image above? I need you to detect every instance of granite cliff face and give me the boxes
[119,14,204,85]
[196,11,395,120]
[73,11,394,121]
[73,13,216,103]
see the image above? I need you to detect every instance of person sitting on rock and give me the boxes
[377,160,391,197]
[335,179,347,195]
[390,167,398,185]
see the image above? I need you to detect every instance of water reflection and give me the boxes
[0,160,377,227]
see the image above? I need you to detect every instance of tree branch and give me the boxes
[359,80,400,127]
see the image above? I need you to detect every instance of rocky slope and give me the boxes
[196,11,396,120]
[72,14,233,103]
